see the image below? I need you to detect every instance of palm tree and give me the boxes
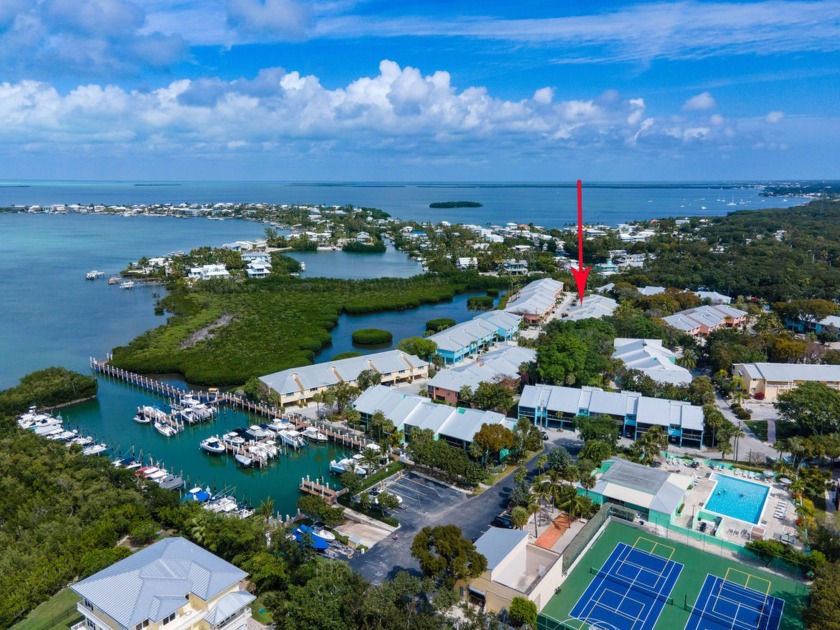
[511,506,529,530]
[360,448,381,474]
[527,499,540,537]
[565,494,593,522]
[633,427,666,466]
[677,349,697,370]
[257,497,275,522]
[732,375,745,405]
[579,473,596,498]
[732,428,745,462]
[536,455,548,474]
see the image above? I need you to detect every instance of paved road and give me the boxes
[350,455,545,584]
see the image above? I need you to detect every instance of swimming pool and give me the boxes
[704,474,770,524]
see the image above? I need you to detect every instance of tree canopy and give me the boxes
[410,525,488,589]
[776,382,840,436]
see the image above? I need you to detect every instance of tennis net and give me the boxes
[589,566,674,605]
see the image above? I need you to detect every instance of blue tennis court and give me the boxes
[569,542,683,630]
[685,575,784,630]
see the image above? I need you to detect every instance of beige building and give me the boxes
[458,528,564,615]
[733,362,840,402]
[71,537,254,630]
[259,349,428,407]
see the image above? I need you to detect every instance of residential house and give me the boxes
[612,338,692,386]
[501,259,529,275]
[518,384,704,446]
[352,385,517,451]
[458,528,563,614]
[456,257,478,270]
[246,259,272,278]
[732,362,840,402]
[188,264,230,280]
[564,295,617,321]
[259,350,428,407]
[71,537,254,630]
[785,314,840,335]
[638,286,666,296]
[662,304,747,336]
[427,346,536,405]
[503,278,564,323]
[428,311,522,365]
[694,290,733,305]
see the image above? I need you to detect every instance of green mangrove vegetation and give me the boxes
[425,318,456,333]
[351,329,393,345]
[466,296,494,310]
[111,272,507,385]
[0,368,97,416]
[429,201,483,208]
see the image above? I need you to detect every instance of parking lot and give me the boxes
[350,464,536,583]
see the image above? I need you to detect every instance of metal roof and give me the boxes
[71,537,247,629]
[565,295,617,321]
[259,350,426,396]
[204,591,255,626]
[612,338,692,386]
[353,385,517,444]
[596,458,691,515]
[735,362,840,383]
[519,384,703,431]
[474,528,529,571]
[427,346,536,393]
[662,304,747,332]
[504,278,564,316]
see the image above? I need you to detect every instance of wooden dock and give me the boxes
[91,357,371,452]
[299,476,347,505]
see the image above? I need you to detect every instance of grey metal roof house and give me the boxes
[518,384,704,446]
[733,361,840,402]
[427,345,536,403]
[612,338,692,386]
[259,349,428,406]
[352,385,517,449]
[662,304,747,335]
[565,295,617,321]
[428,311,522,365]
[71,537,254,630]
[503,278,564,322]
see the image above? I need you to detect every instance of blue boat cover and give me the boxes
[295,525,330,550]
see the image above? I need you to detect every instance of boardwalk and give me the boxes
[90,357,373,451]
[299,476,347,505]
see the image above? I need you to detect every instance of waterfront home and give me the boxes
[427,345,536,405]
[456,256,478,270]
[503,278,564,324]
[518,384,704,446]
[352,385,517,451]
[585,458,693,528]
[732,362,840,402]
[457,528,563,614]
[662,304,747,336]
[246,259,272,279]
[638,285,666,296]
[71,537,254,630]
[188,263,231,281]
[501,259,528,275]
[259,349,428,407]
[428,311,522,365]
[612,338,692,386]
[564,295,617,321]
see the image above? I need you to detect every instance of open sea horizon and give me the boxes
[0,179,806,227]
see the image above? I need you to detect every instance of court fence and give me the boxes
[561,502,636,576]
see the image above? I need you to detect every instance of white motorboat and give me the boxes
[85,270,104,280]
[146,468,168,481]
[222,432,246,448]
[200,436,226,455]
[302,426,328,443]
[235,453,254,468]
[154,420,178,437]
[120,280,135,289]
[34,425,66,437]
[245,425,270,440]
[312,524,336,541]
[49,430,78,442]
[24,414,62,431]
[83,443,108,456]
[278,429,307,450]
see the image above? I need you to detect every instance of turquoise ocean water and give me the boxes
[0,182,804,513]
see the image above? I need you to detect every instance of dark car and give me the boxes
[491,513,515,529]
[541,430,549,440]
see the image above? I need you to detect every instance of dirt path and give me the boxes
[180,314,233,349]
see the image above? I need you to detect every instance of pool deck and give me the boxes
[665,460,801,549]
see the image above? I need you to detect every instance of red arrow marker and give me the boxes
[570,179,591,305]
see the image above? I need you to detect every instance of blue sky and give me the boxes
[0,0,838,180]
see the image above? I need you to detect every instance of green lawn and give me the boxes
[745,420,799,444]
[745,420,769,441]
[11,589,82,630]
[538,520,807,630]
[250,594,274,624]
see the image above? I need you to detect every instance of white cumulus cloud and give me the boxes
[683,92,716,111]
[766,110,784,123]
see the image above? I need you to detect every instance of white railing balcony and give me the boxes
[76,602,115,630]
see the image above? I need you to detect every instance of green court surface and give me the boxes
[538,521,807,630]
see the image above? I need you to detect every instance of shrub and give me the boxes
[425,318,456,333]
[351,328,393,345]
[754,392,765,400]
[486,288,500,297]
[129,520,159,545]
[509,596,538,627]
[332,351,363,360]
[467,296,494,311]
